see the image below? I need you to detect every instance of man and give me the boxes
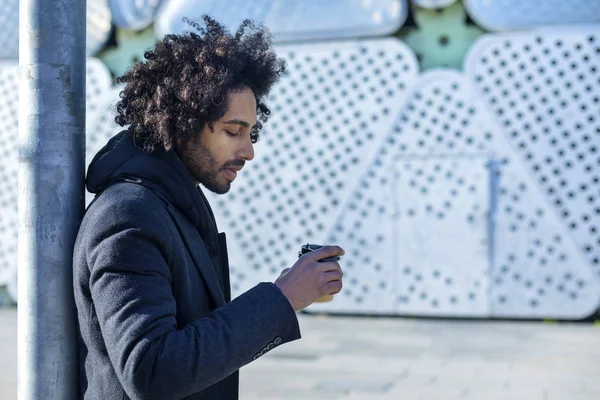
[73,16,344,400]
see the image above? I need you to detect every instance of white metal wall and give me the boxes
[0,17,598,319]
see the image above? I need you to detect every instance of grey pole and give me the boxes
[18,0,86,397]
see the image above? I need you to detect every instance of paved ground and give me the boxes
[2,308,599,399]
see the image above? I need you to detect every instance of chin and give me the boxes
[202,182,231,195]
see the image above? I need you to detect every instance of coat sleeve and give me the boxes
[84,189,301,400]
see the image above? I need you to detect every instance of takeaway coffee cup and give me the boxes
[298,243,342,303]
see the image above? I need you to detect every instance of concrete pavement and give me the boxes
[242,314,600,399]
[2,308,599,399]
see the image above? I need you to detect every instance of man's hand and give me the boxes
[274,245,344,312]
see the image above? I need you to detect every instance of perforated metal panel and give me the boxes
[392,158,489,316]
[412,0,457,9]
[84,85,125,206]
[0,62,18,298]
[86,58,115,126]
[464,0,600,31]
[312,68,600,318]
[313,72,495,316]
[407,69,600,319]
[202,39,419,300]
[2,29,596,319]
[109,0,163,31]
[0,0,18,59]
[155,0,408,42]
[313,155,491,316]
[0,0,112,59]
[465,27,600,286]
[492,160,600,319]
[0,58,113,300]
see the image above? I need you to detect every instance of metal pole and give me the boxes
[18,0,86,397]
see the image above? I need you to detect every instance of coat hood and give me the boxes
[86,130,220,240]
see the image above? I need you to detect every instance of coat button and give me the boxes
[274,337,282,345]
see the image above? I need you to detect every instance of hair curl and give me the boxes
[115,15,286,153]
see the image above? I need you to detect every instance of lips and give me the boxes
[223,168,238,180]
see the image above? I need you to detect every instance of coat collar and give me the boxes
[87,130,227,307]
[166,203,226,308]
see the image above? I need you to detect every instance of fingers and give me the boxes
[317,258,342,273]
[322,267,343,297]
[326,279,343,295]
[323,269,343,283]
[304,245,345,262]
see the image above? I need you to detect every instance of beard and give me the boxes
[180,141,244,195]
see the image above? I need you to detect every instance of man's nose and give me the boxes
[238,136,255,161]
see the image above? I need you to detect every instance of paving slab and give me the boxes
[2,309,600,399]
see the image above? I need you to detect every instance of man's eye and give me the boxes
[225,130,239,137]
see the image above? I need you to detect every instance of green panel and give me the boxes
[397,1,485,71]
[97,26,157,79]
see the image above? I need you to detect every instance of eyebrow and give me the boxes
[223,119,254,129]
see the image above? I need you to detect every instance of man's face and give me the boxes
[179,87,257,194]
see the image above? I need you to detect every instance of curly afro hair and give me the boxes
[115,15,286,153]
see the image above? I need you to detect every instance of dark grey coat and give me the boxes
[73,131,301,400]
